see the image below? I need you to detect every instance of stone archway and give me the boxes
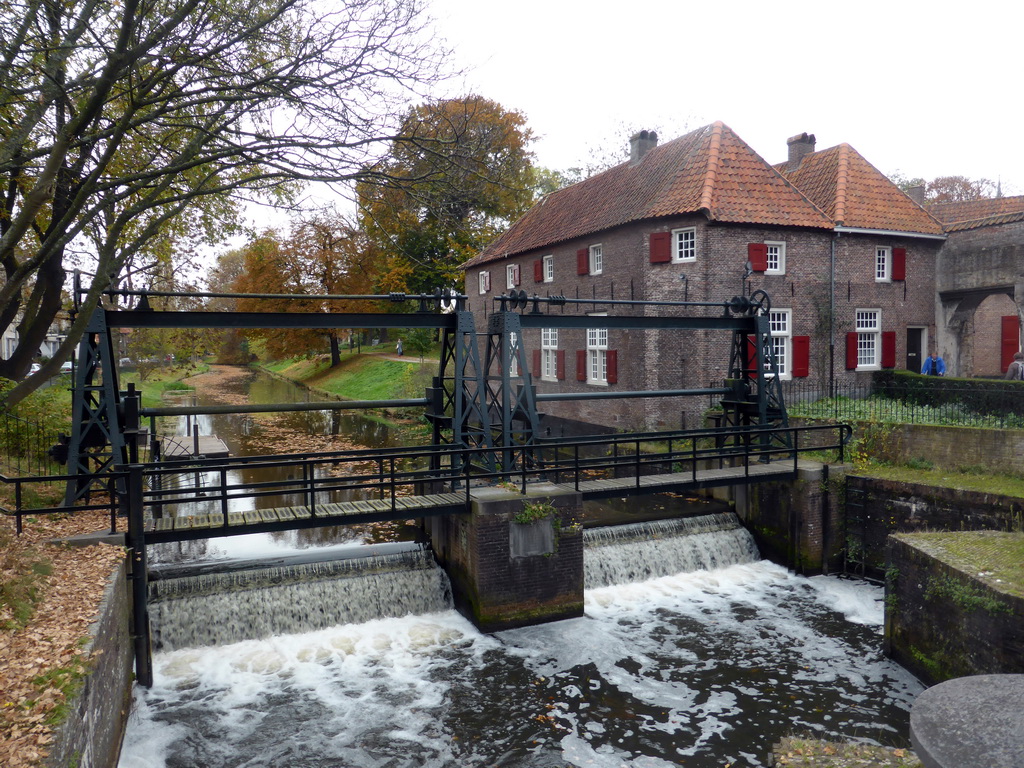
[940,285,1018,378]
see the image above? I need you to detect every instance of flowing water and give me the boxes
[119,514,922,768]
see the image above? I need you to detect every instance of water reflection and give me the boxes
[149,368,423,564]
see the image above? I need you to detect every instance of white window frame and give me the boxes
[856,309,881,370]
[541,328,558,381]
[765,241,786,275]
[589,244,603,275]
[587,314,608,385]
[543,255,554,283]
[478,270,490,295]
[768,309,792,380]
[506,263,520,290]
[875,246,891,282]
[672,227,696,263]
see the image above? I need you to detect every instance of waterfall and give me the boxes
[149,548,452,651]
[584,512,759,588]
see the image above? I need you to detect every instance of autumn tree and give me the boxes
[0,0,450,408]
[232,214,381,364]
[925,175,998,203]
[357,95,536,296]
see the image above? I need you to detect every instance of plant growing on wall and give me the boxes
[513,500,556,525]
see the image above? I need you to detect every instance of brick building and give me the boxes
[926,195,1024,377]
[461,123,946,432]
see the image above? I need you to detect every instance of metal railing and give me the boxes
[3,423,852,534]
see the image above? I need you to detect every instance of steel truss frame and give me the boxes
[64,288,787,500]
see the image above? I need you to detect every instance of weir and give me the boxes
[120,515,924,767]
[583,513,759,588]
[148,511,754,651]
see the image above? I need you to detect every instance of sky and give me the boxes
[425,0,1022,195]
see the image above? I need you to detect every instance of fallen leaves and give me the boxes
[1,511,125,768]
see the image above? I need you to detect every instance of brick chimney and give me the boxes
[786,132,816,172]
[630,130,658,163]
[907,184,926,205]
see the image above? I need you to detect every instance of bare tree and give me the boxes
[0,0,450,407]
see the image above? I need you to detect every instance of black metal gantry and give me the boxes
[63,283,788,502]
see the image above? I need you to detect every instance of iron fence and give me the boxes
[0,409,65,476]
[780,379,1024,429]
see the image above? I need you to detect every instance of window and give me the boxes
[506,263,520,290]
[478,271,490,295]
[672,228,696,262]
[768,309,791,379]
[856,309,881,369]
[765,241,786,274]
[589,244,603,275]
[587,326,608,384]
[541,328,558,380]
[875,247,891,282]
[543,255,554,282]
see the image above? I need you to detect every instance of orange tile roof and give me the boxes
[928,195,1024,231]
[774,144,944,235]
[467,122,832,266]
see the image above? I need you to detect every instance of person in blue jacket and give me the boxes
[921,352,946,376]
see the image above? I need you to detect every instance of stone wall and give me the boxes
[885,534,1024,686]
[844,475,1022,575]
[47,559,133,768]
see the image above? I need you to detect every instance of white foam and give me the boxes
[807,573,885,626]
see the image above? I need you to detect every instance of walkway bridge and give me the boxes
[7,281,856,687]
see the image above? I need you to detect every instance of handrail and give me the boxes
[3,423,853,533]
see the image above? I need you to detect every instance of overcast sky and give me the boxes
[428,0,1021,195]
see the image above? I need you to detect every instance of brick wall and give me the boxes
[433,485,584,632]
[465,220,941,432]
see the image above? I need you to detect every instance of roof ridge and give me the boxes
[833,143,852,226]
[699,121,724,213]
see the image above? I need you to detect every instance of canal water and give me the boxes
[118,367,923,767]
[120,544,921,767]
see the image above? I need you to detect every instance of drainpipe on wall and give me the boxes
[829,233,838,398]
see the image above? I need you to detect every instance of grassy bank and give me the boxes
[261,352,433,404]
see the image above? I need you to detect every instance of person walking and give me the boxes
[921,352,946,376]
[396,338,403,356]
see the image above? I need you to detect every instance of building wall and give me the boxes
[465,219,942,432]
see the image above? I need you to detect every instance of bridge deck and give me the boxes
[141,462,797,544]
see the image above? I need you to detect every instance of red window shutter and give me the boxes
[649,232,671,264]
[746,336,758,375]
[534,259,543,282]
[607,350,618,383]
[748,243,768,272]
[892,247,906,281]
[577,248,589,275]
[556,350,565,380]
[576,350,586,381]
[846,332,859,369]
[882,331,896,368]
[792,335,810,377]
[1001,315,1020,371]
[533,349,541,376]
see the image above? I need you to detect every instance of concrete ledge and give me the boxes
[911,674,1024,768]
